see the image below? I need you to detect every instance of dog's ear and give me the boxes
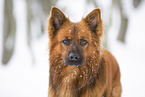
[84,8,102,35]
[48,7,68,39]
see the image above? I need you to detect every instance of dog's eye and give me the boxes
[61,39,70,45]
[80,39,88,46]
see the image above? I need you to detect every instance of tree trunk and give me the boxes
[113,0,128,43]
[2,0,16,65]
[117,14,128,43]
[133,0,142,8]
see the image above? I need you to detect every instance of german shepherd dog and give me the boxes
[48,7,122,97]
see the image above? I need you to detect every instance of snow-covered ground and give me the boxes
[0,0,49,97]
[0,0,145,97]
[108,1,145,97]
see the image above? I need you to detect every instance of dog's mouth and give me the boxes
[63,56,84,66]
[64,60,84,66]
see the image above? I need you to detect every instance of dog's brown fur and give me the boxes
[48,7,122,97]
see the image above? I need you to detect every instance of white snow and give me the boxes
[108,1,145,97]
[0,0,49,97]
[69,30,72,33]
[0,0,4,63]
[0,0,145,97]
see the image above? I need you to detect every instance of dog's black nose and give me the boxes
[64,50,84,66]
[69,53,80,61]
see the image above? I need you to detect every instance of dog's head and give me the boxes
[48,7,102,66]
[48,7,103,90]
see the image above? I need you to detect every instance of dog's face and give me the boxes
[48,7,102,66]
[57,22,91,66]
[48,7,103,90]
[59,27,85,66]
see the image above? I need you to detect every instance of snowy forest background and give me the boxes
[0,0,145,97]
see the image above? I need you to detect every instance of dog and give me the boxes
[48,7,122,97]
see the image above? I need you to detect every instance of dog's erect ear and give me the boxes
[50,7,67,30]
[48,7,68,39]
[84,8,102,33]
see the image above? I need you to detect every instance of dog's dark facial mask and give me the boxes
[63,37,85,66]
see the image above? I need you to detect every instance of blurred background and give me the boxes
[0,0,145,97]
